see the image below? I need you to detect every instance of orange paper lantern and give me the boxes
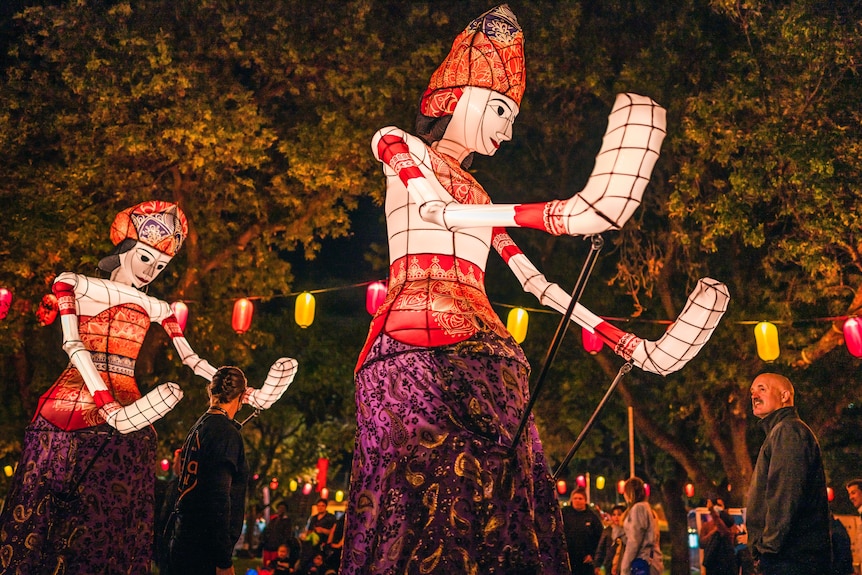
[685,483,695,498]
[556,480,567,495]
[232,298,254,334]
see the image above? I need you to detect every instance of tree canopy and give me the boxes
[1,2,860,572]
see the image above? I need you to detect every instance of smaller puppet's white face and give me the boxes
[112,242,173,288]
[447,86,519,156]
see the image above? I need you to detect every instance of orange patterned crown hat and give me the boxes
[420,4,525,118]
[109,200,188,257]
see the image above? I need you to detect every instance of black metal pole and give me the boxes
[508,234,604,456]
[552,362,632,479]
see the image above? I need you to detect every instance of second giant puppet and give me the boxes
[342,5,729,575]
[0,201,297,575]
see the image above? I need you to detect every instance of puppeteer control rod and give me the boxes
[508,234,604,456]
[553,362,632,479]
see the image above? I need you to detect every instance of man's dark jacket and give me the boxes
[746,406,831,568]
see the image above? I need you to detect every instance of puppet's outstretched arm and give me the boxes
[242,357,298,410]
[494,232,730,375]
[53,273,183,433]
[375,93,665,235]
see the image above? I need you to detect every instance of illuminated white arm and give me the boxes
[242,357,298,410]
[493,236,730,375]
[374,94,666,235]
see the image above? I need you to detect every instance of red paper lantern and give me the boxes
[302,482,313,496]
[556,480,567,495]
[316,457,329,491]
[320,487,329,500]
[576,474,586,488]
[581,327,604,354]
[842,317,862,358]
[0,288,12,320]
[685,483,695,498]
[644,483,651,498]
[366,281,387,315]
[269,477,279,491]
[617,480,626,495]
[171,301,189,332]
[160,458,170,473]
[827,486,835,502]
[232,298,253,334]
[295,292,315,328]
[36,293,59,326]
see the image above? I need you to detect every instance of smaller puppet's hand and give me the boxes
[242,357,298,410]
[100,382,183,434]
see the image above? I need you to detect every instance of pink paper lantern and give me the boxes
[581,327,603,354]
[170,301,189,332]
[843,317,862,358]
[366,281,387,315]
[0,288,11,320]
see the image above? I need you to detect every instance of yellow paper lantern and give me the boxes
[335,490,345,502]
[596,476,605,490]
[754,321,780,361]
[506,307,529,343]
[295,292,316,328]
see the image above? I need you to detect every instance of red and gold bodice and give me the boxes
[357,146,510,369]
[36,303,150,430]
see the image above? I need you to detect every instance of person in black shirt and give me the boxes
[168,366,249,575]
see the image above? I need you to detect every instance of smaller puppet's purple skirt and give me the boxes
[341,331,572,575]
[0,416,157,575]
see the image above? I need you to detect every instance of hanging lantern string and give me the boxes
[11,277,858,327]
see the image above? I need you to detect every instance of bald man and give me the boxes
[745,373,831,575]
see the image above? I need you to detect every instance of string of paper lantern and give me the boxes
[3,281,861,359]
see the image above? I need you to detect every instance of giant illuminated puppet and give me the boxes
[0,200,297,575]
[342,5,728,575]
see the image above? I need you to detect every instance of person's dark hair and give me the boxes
[624,476,647,504]
[317,498,329,505]
[845,478,862,491]
[571,486,588,498]
[208,366,247,403]
[611,504,626,514]
[415,110,474,170]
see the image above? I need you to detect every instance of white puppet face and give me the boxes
[446,86,519,156]
[112,241,173,288]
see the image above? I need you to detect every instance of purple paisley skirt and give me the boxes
[341,330,572,575]
[0,416,157,574]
